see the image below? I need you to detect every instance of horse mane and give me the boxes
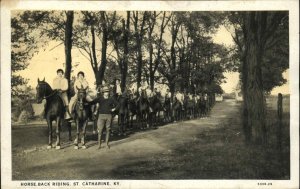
[39,81,53,94]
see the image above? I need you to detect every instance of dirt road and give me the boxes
[12,100,247,180]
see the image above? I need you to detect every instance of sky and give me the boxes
[17,24,289,95]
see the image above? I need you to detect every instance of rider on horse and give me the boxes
[69,71,93,116]
[52,69,71,119]
[175,89,184,110]
[165,88,172,101]
[113,78,122,100]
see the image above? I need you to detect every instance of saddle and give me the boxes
[56,91,67,106]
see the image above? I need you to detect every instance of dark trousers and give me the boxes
[97,114,112,148]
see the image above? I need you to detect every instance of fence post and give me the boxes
[277,93,283,150]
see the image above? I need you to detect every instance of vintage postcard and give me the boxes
[1,0,299,189]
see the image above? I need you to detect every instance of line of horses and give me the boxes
[36,79,215,150]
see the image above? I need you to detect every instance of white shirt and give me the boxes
[146,88,153,97]
[175,93,184,101]
[53,76,68,91]
[116,85,122,94]
[74,78,89,94]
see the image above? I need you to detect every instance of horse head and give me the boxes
[76,86,87,110]
[36,77,51,103]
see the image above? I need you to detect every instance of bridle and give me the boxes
[37,82,57,100]
[77,90,87,111]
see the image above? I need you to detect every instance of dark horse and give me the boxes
[148,94,164,127]
[36,78,71,150]
[116,94,129,136]
[73,86,91,149]
[137,90,149,129]
[185,97,196,119]
[128,94,138,129]
[173,97,183,121]
[163,96,172,123]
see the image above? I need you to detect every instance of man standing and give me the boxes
[94,86,118,149]
[53,69,71,119]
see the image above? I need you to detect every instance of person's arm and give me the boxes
[61,78,68,92]
[74,80,79,94]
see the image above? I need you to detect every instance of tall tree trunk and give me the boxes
[120,11,130,92]
[64,11,73,82]
[149,43,154,90]
[136,39,142,90]
[90,24,100,85]
[243,12,267,144]
[97,12,108,85]
[133,12,146,90]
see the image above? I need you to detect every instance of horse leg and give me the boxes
[67,121,72,141]
[81,120,88,149]
[74,119,80,149]
[46,119,52,149]
[55,117,61,150]
[93,119,97,134]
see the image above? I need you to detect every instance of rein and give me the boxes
[43,90,57,99]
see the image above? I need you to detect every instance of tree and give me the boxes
[64,11,74,82]
[132,11,147,91]
[11,11,49,97]
[110,11,131,92]
[76,11,117,86]
[226,11,288,144]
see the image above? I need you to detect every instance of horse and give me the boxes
[73,86,91,149]
[36,78,72,150]
[148,94,164,127]
[199,95,208,117]
[173,98,183,121]
[116,94,129,136]
[128,94,138,129]
[137,90,149,129]
[185,97,196,119]
[163,96,172,123]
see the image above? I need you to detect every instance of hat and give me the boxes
[102,86,109,93]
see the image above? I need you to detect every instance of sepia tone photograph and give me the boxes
[1,1,299,189]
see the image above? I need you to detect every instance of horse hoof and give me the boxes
[55,146,61,150]
[47,145,52,149]
[82,145,87,149]
[74,146,79,150]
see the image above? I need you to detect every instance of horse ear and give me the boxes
[37,78,40,83]
[43,77,45,82]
